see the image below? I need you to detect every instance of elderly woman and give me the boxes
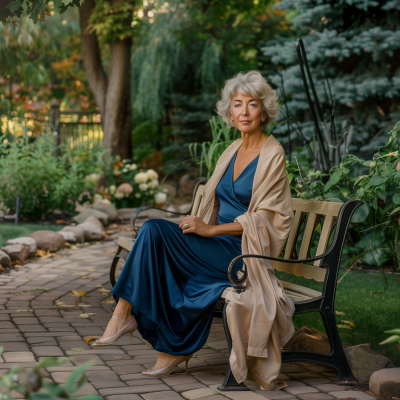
[94,71,295,389]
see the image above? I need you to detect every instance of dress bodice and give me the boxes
[216,151,259,226]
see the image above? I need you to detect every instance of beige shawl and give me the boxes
[198,134,295,391]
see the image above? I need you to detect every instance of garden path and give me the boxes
[0,229,377,400]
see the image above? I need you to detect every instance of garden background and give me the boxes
[1,0,400,372]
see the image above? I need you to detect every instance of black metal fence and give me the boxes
[50,100,103,151]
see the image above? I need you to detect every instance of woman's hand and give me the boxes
[179,215,215,237]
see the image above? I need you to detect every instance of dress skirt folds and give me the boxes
[112,151,260,355]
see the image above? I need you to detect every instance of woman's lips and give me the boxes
[240,120,251,124]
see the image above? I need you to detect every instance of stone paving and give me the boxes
[0,230,378,400]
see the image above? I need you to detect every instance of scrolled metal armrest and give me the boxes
[227,252,330,285]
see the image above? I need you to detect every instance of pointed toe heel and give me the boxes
[92,316,137,347]
[142,354,193,377]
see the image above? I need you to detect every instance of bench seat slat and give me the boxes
[272,260,326,282]
[117,237,135,251]
[280,280,322,299]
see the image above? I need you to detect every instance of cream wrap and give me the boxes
[198,134,295,391]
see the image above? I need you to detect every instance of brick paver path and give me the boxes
[0,230,376,400]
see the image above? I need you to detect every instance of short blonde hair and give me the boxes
[216,70,279,129]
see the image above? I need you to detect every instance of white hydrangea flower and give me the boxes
[146,169,158,180]
[109,185,117,194]
[113,169,122,176]
[122,168,128,173]
[114,191,125,199]
[130,164,138,171]
[135,193,141,198]
[92,193,103,203]
[155,192,167,204]
[148,179,159,189]
[139,183,148,191]
[134,172,148,183]
[86,173,101,182]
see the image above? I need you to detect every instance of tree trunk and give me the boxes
[79,0,132,159]
[103,38,132,159]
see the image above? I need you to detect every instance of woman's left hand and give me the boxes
[179,215,215,237]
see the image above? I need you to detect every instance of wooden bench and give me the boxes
[109,181,362,390]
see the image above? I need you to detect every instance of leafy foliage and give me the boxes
[0,346,101,399]
[0,134,106,218]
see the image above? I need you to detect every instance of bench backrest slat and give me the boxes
[191,183,206,217]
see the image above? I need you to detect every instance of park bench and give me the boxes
[109,181,362,390]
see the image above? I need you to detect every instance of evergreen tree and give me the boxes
[262,0,400,159]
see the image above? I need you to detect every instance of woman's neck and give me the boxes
[240,130,268,151]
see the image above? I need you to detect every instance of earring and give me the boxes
[261,118,265,122]
[230,117,234,121]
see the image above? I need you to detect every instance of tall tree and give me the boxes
[2,0,134,158]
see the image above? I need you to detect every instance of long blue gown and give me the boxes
[112,151,260,355]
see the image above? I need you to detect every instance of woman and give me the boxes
[94,71,295,389]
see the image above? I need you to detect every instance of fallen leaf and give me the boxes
[0,264,5,271]
[69,348,85,352]
[99,288,110,293]
[72,289,88,297]
[87,268,96,272]
[11,260,21,265]
[341,320,355,328]
[121,227,133,232]
[102,299,115,304]
[14,265,23,269]
[120,372,125,375]
[78,304,91,307]
[26,276,32,281]
[16,309,33,312]
[337,324,352,329]
[106,250,117,253]
[96,284,103,288]
[336,311,345,315]
[113,357,124,359]
[101,293,109,297]
[79,313,97,318]
[56,219,65,224]
[84,337,97,344]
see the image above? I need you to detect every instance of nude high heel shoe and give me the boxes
[142,354,193,377]
[92,316,137,347]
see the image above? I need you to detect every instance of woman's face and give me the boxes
[230,92,264,133]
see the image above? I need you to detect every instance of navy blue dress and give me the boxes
[112,152,260,355]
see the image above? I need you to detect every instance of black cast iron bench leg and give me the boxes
[217,303,250,392]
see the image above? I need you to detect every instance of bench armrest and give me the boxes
[227,252,330,285]
[131,205,189,229]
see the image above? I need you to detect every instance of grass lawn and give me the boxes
[0,222,63,247]
[275,268,400,366]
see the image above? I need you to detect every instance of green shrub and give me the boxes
[0,135,106,219]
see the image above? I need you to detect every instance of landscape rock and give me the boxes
[28,231,66,252]
[369,367,400,398]
[84,215,104,230]
[61,226,85,243]
[77,222,104,241]
[91,200,118,221]
[58,231,78,243]
[178,203,192,214]
[1,244,30,263]
[117,208,135,221]
[72,209,109,227]
[344,344,391,383]
[6,237,37,258]
[284,326,331,354]
[0,250,11,268]
[178,175,202,197]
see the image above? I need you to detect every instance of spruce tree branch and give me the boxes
[79,0,107,117]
